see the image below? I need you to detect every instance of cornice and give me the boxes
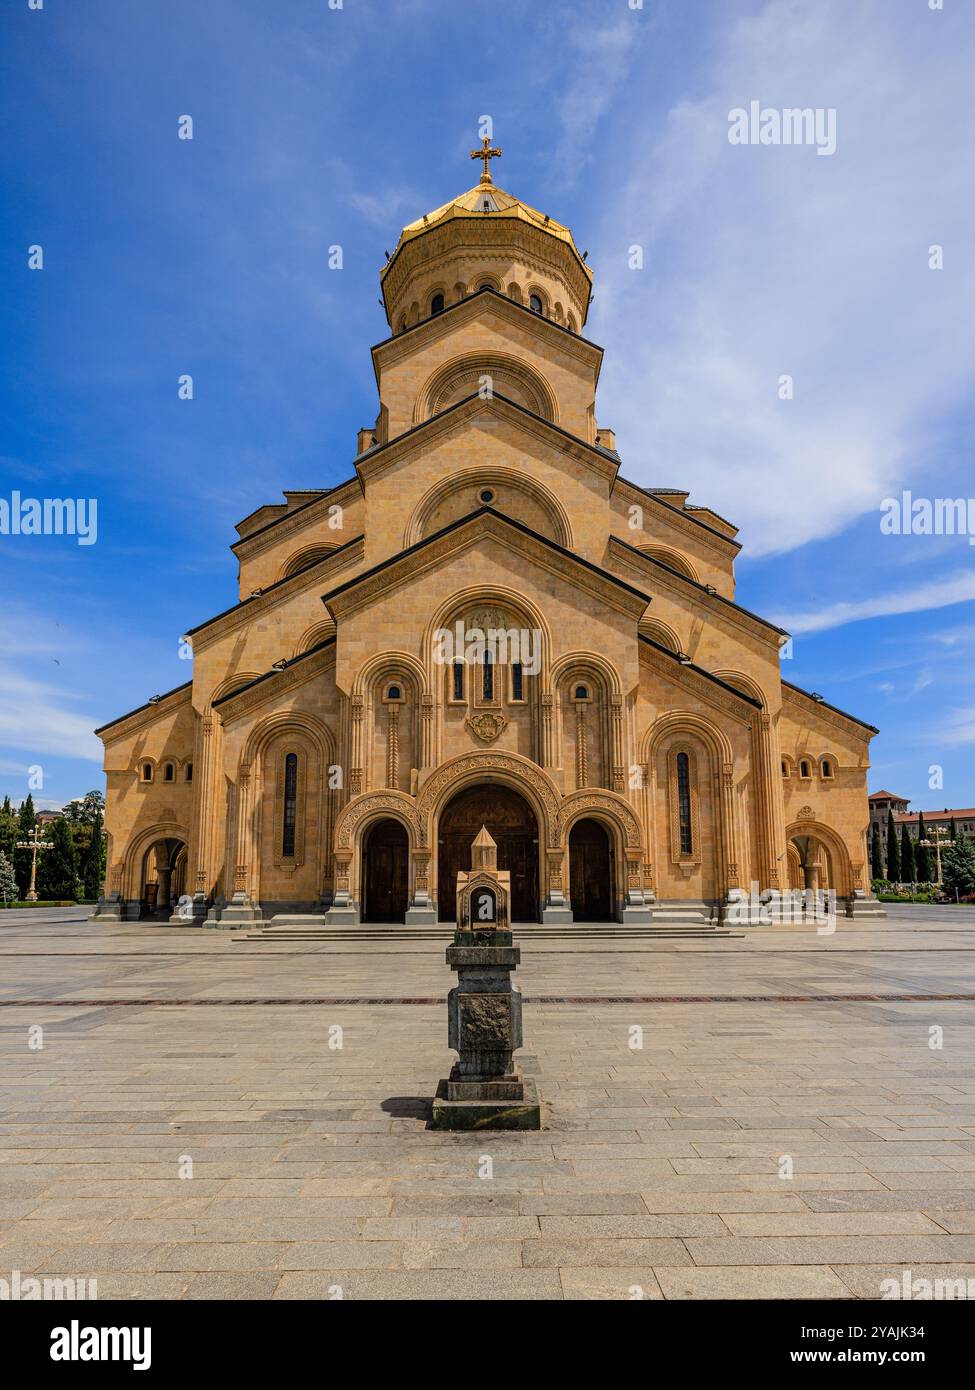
[232,477,363,561]
[187,538,365,652]
[637,639,756,727]
[781,681,878,740]
[608,535,783,649]
[323,507,650,623]
[95,681,193,744]
[613,476,741,555]
[214,641,337,726]
[355,390,618,488]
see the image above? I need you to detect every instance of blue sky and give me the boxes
[1,0,973,814]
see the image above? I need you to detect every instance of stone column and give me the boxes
[208,763,261,925]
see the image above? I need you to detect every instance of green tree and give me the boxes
[13,794,36,898]
[950,816,958,842]
[81,811,104,900]
[871,824,884,880]
[915,813,930,883]
[0,851,17,906]
[942,837,975,899]
[37,817,79,902]
[0,796,17,864]
[900,824,915,883]
[886,809,900,882]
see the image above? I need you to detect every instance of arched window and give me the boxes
[799,759,811,778]
[781,760,790,778]
[574,684,589,700]
[282,753,298,857]
[676,751,693,855]
[141,762,153,783]
[387,684,401,701]
[529,293,543,315]
[185,763,193,782]
[511,662,524,702]
[163,762,175,782]
[821,758,834,779]
[482,650,494,701]
[452,661,465,702]
[431,292,445,315]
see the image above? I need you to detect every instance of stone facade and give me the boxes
[94,165,882,926]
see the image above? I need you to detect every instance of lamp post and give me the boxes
[920,826,950,886]
[14,826,54,902]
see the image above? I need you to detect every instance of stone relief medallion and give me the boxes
[466,711,507,743]
[468,606,507,632]
[798,805,816,820]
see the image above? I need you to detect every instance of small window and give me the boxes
[821,759,833,779]
[529,293,543,315]
[574,685,589,700]
[141,762,153,783]
[163,762,175,782]
[387,684,401,701]
[781,760,789,778]
[482,650,494,701]
[479,489,495,504]
[511,662,524,702]
[282,753,298,857]
[185,763,193,782]
[452,662,465,701]
[431,292,445,315]
[799,760,811,778]
[677,751,693,855]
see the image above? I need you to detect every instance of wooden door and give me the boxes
[569,818,612,921]
[437,785,539,923]
[362,819,408,923]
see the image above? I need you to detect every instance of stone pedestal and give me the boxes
[431,929,541,1130]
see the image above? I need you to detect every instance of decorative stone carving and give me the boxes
[416,752,561,848]
[466,711,507,743]
[798,805,816,820]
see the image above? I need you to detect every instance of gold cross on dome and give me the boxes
[471,134,502,183]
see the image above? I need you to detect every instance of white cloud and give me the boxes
[592,0,975,555]
[771,570,975,635]
[0,671,102,764]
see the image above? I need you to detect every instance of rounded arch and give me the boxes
[639,616,682,654]
[333,789,419,853]
[711,669,768,710]
[122,821,191,901]
[550,651,622,699]
[279,544,339,581]
[422,586,553,685]
[507,281,523,305]
[208,671,263,709]
[416,750,561,851]
[404,466,573,549]
[639,545,699,583]
[642,710,734,767]
[785,818,853,896]
[473,273,502,292]
[241,708,335,770]
[293,619,336,656]
[413,351,559,425]
[561,788,641,850]
[526,284,549,316]
[351,650,430,700]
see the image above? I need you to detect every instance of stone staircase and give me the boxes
[235,909,735,943]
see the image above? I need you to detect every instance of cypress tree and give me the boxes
[81,812,104,900]
[900,823,915,883]
[13,794,36,898]
[886,808,900,882]
[0,797,17,864]
[871,825,884,880]
[37,817,79,902]
[915,813,930,883]
[0,851,17,906]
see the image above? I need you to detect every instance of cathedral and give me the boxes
[94,144,883,928]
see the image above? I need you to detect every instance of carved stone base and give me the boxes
[430,1075,541,1131]
[89,896,122,922]
[205,893,263,928]
[405,904,438,925]
[540,904,574,923]
[621,903,653,924]
[323,904,360,926]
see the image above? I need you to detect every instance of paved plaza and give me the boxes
[2,906,975,1299]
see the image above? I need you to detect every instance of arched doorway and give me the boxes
[569,818,613,921]
[140,837,187,920]
[438,784,539,922]
[361,819,409,923]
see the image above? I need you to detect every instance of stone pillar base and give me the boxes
[90,896,122,922]
[205,893,263,928]
[323,904,360,926]
[405,904,438,926]
[430,1074,541,1130]
[540,904,573,924]
[621,903,653,924]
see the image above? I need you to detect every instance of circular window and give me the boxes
[479,489,495,504]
